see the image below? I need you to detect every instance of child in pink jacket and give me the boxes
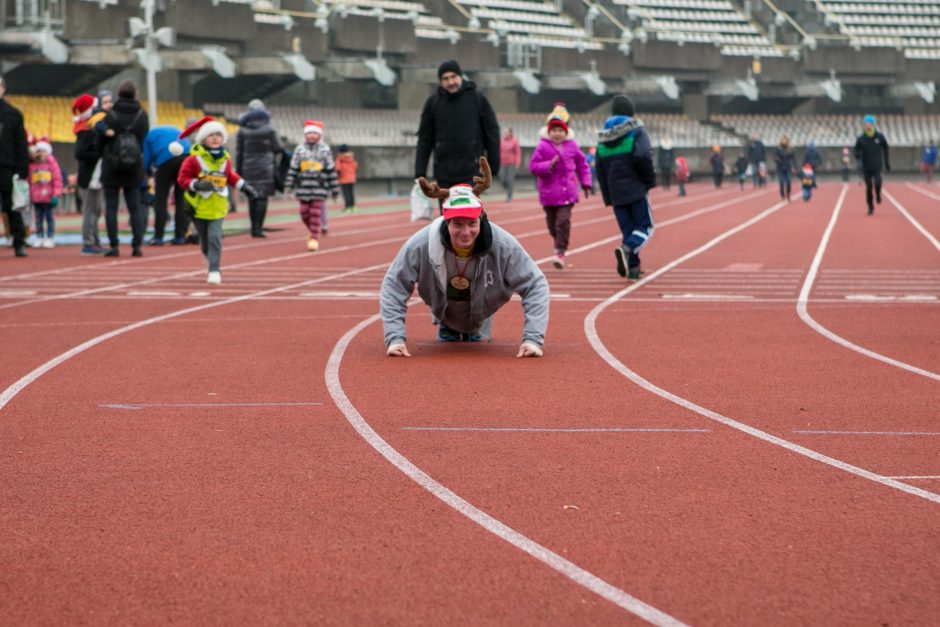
[28,139,64,248]
[528,104,592,269]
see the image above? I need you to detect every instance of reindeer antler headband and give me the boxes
[418,156,492,201]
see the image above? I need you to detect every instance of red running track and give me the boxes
[0,182,937,624]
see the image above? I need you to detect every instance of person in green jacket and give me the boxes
[177,117,257,285]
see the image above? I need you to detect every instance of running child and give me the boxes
[528,103,592,269]
[285,120,339,251]
[176,116,257,285]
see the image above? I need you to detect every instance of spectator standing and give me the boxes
[709,145,724,188]
[595,95,656,281]
[0,77,29,257]
[415,60,500,208]
[854,115,890,215]
[28,139,62,248]
[380,159,547,358]
[335,143,358,213]
[586,146,597,192]
[528,104,592,270]
[774,135,797,201]
[656,138,674,191]
[803,141,822,173]
[143,125,189,245]
[747,134,767,187]
[734,152,748,190]
[840,147,852,182]
[284,120,339,252]
[920,140,937,183]
[71,94,107,254]
[176,117,257,284]
[98,79,149,257]
[236,99,282,238]
[499,128,521,201]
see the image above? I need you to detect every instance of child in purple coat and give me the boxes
[528,104,593,269]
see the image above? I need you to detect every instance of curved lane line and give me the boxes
[584,196,940,505]
[0,263,388,412]
[324,312,687,626]
[797,185,940,381]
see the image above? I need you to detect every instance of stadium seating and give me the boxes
[813,0,940,58]
[713,113,940,147]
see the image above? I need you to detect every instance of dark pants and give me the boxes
[341,183,355,209]
[863,170,882,212]
[713,172,723,188]
[249,197,268,236]
[0,182,26,252]
[543,204,572,253]
[613,196,654,269]
[193,217,223,271]
[153,156,186,241]
[778,170,792,199]
[104,185,144,250]
[660,167,672,191]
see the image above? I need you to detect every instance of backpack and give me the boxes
[105,110,143,172]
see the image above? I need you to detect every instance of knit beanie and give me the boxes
[437,59,462,79]
[611,95,635,117]
[546,102,570,133]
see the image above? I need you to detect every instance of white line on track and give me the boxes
[99,402,323,410]
[884,190,940,251]
[796,185,940,381]
[325,313,687,626]
[0,263,388,415]
[887,476,940,480]
[401,427,711,433]
[584,196,940,506]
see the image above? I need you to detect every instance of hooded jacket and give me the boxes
[414,80,501,183]
[854,131,890,172]
[529,129,592,207]
[98,97,148,188]
[28,155,63,204]
[236,109,283,197]
[380,216,549,348]
[595,116,655,206]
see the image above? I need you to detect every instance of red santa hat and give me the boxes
[179,116,228,145]
[33,137,53,155]
[802,163,814,175]
[71,94,97,120]
[303,120,324,136]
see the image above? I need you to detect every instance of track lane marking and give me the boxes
[796,185,940,381]
[584,195,940,506]
[884,190,940,251]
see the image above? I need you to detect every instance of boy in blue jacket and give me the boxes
[595,95,656,280]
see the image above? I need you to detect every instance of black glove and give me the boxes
[582,186,592,199]
[242,183,258,200]
[193,179,214,192]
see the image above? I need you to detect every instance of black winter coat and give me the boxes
[0,98,29,186]
[656,147,674,172]
[747,140,767,164]
[236,109,283,197]
[414,80,501,183]
[854,132,890,172]
[595,117,656,207]
[74,128,100,189]
[98,98,149,188]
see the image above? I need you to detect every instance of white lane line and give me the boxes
[99,402,323,410]
[325,313,687,626]
[887,476,940,480]
[585,196,940,506]
[662,294,755,301]
[0,263,389,416]
[793,430,940,436]
[402,427,711,433]
[885,190,940,251]
[796,185,940,382]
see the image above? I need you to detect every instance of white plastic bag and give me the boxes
[12,175,29,212]
[410,181,435,222]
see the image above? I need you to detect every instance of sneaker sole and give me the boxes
[552,259,564,269]
[614,247,627,277]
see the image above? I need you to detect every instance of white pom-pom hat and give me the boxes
[179,116,228,145]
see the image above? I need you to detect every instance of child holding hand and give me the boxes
[177,117,257,285]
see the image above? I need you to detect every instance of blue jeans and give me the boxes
[34,203,55,238]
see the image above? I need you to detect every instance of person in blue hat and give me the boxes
[853,115,890,215]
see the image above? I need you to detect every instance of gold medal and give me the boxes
[450,276,470,290]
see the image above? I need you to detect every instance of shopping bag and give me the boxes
[410,181,435,222]
[12,175,29,212]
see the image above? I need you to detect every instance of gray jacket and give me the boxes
[380,216,549,347]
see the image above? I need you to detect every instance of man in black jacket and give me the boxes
[72,93,108,255]
[414,60,500,209]
[98,80,149,257]
[854,115,890,215]
[0,77,29,257]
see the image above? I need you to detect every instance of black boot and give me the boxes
[248,199,260,237]
[256,198,267,237]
